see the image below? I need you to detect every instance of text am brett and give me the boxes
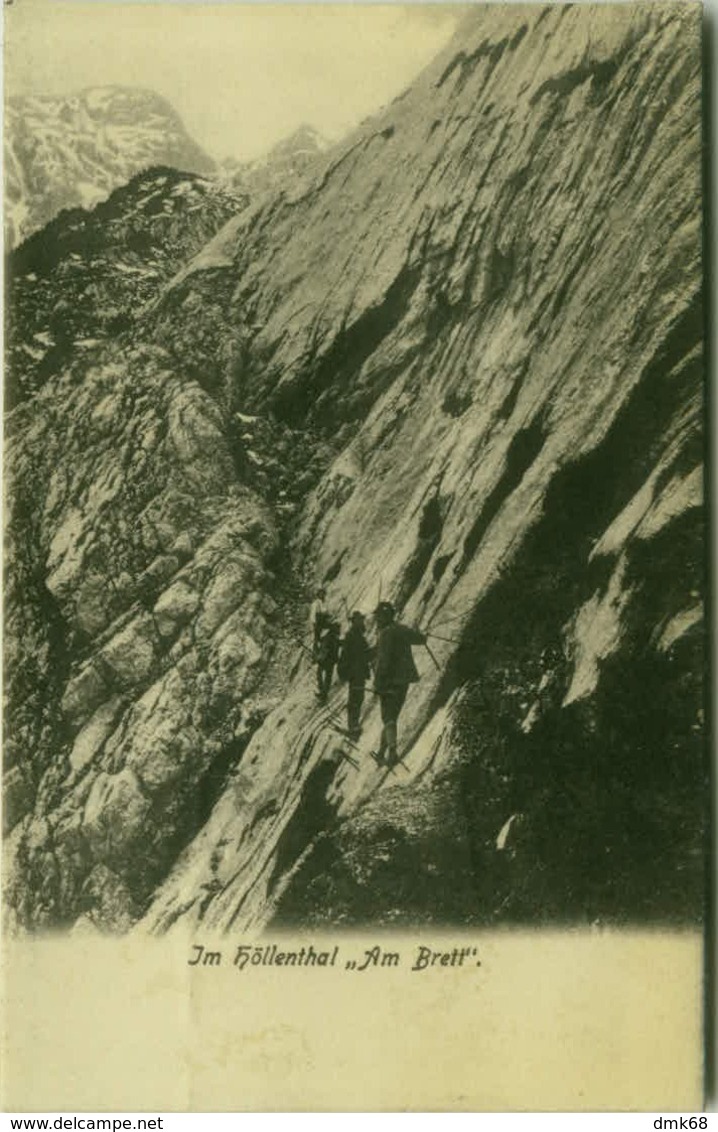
[188,942,481,971]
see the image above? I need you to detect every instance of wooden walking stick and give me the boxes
[423,639,441,670]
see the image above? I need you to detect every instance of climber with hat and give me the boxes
[336,610,373,740]
[372,601,426,767]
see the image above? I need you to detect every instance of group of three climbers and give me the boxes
[309,587,425,769]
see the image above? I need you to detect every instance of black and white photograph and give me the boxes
[2,0,708,1111]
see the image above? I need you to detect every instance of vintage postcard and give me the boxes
[2,0,708,1112]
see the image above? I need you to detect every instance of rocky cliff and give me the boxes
[5,87,216,248]
[4,3,706,935]
[6,167,245,409]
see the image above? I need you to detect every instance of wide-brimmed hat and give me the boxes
[374,601,395,622]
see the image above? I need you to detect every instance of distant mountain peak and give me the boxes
[267,123,328,155]
[218,122,329,200]
[5,86,215,248]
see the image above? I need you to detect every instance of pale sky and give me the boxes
[4,2,463,161]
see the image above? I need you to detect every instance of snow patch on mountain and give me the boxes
[5,87,215,248]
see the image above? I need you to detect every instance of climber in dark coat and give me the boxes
[337,611,373,739]
[373,601,425,766]
[316,617,341,702]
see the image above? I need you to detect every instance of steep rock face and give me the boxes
[142,3,704,931]
[5,4,705,933]
[6,167,245,408]
[5,87,215,248]
[152,6,691,417]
